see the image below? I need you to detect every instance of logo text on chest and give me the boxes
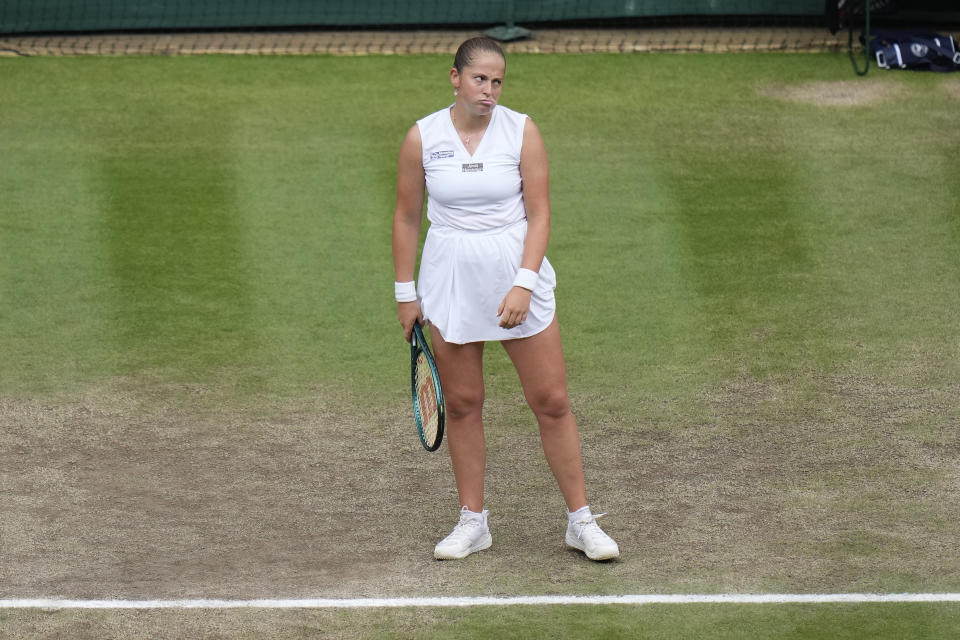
[430,150,454,160]
[461,162,484,173]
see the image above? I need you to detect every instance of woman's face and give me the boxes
[451,51,505,117]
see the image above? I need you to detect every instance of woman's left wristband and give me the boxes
[512,268,539,292]
[395,280,417,302]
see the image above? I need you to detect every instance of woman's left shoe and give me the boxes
[565,512,620,561]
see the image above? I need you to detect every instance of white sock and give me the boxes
[460,505,486,522]
[567,505,591,523]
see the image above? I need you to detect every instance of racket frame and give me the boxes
[410,322,445,451]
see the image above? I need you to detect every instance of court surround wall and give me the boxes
[2,1,823,35]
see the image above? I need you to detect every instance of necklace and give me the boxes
[451,109,475,147]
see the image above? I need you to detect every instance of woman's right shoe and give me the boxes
[433,507,492,560]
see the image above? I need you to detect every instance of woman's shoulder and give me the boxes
[494,104,529,124]
[493,105,529,144]
[417,105,452,128]
[494,104,529,130]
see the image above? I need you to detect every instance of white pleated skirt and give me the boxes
[417,219,557,345]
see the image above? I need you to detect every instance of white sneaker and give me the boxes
[433,507,492,560]
[565,512,620,561]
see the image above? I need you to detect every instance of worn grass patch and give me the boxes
[943,77,960,99]
[756,80,903,106]
[3,374,957,600]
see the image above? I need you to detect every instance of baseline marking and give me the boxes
[2,594,960,609]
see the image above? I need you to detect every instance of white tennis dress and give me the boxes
[416,104,557,344]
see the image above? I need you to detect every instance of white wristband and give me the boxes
[394,281,417,303]
[512,268,539,291]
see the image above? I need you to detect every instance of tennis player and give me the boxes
[392,37,619,561]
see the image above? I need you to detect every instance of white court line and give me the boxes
[2,594,960,609]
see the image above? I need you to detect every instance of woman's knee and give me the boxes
[446,385,485,421]
[527,387,571,422]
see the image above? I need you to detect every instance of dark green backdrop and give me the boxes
[2,0,823,35]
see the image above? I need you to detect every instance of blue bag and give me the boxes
[870,30,960,72]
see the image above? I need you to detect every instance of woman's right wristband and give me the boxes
[395,280,417,303]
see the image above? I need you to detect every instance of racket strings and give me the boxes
[415,353,440,445]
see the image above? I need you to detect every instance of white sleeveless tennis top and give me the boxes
[415,104,557,344]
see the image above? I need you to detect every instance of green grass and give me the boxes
[3,603,959,639]
[2,54,958,410]
[2,52,959,638]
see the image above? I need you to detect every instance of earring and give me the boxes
[454,89,458,96]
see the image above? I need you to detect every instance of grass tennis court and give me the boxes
[1,52,959,637]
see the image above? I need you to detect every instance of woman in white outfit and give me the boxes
[392,37,619,561]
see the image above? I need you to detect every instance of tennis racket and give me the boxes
[410,321,445,451]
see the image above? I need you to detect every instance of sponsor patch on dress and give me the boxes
[461,162,484,173]
[430,150,455,160]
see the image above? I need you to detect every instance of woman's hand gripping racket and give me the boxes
[410,321,445,451]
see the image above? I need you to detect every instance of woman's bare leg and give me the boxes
[430,327,486,513]
[501,316,587,512]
